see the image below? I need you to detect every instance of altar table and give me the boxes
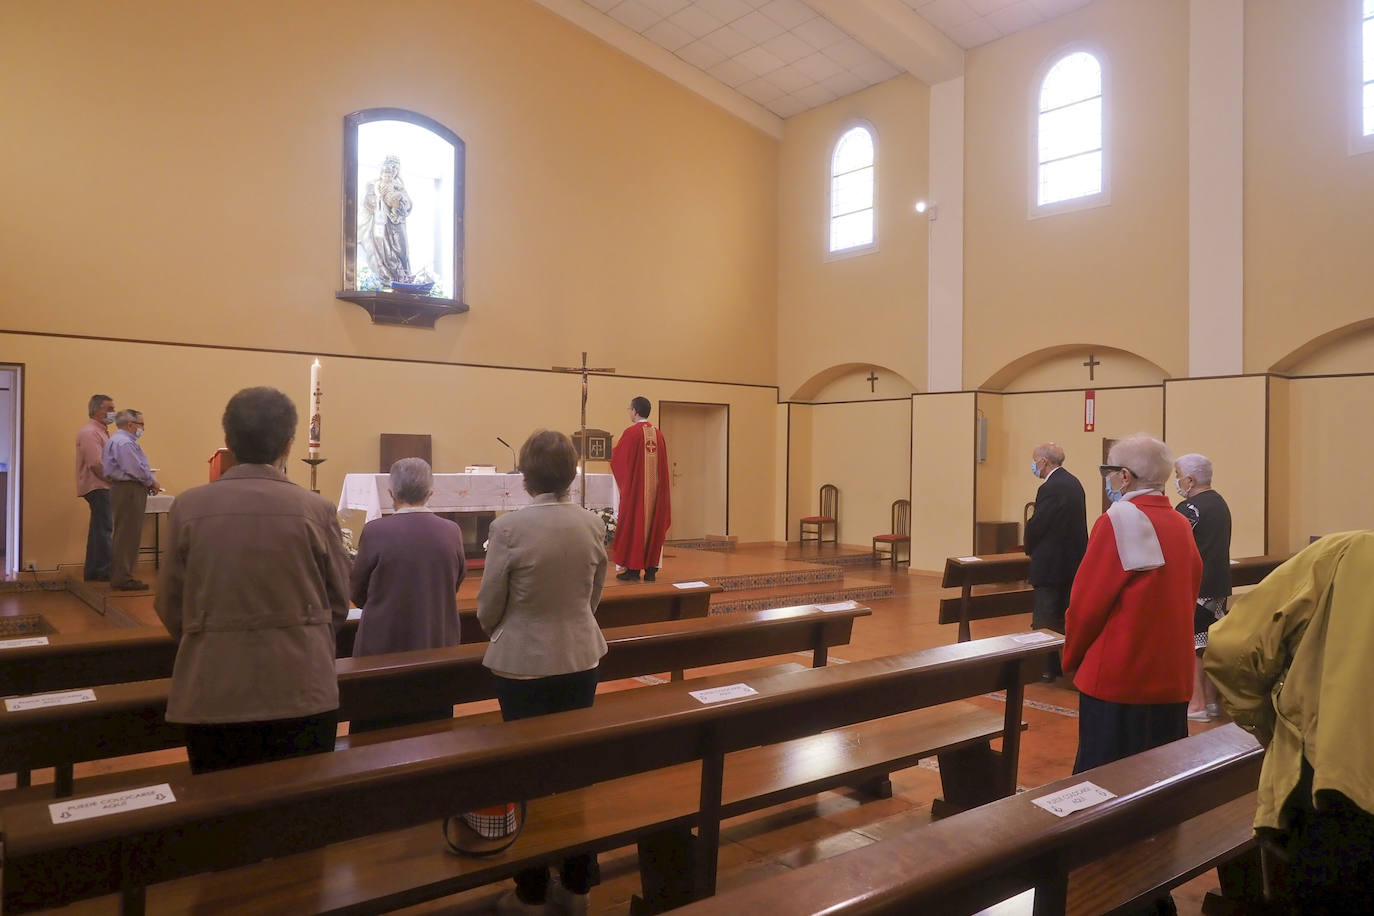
[338,472,618,523]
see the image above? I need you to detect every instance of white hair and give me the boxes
[1174,453,1213,486]
[1034,442,1066,466]
[114,409,141,428]
[1109,434,1174,490]
[389,457,433,506]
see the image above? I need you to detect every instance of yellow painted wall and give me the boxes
[1245,0,1374,372]
[803,400,911,547]
[786,404,814,542]
[974,392,1005,524]
[984,385,1163,538]
[1266,376,1291,554]
[8,333,779,569]
[962,0,1189,389]
[1284,325,1374,376]
[911,392,976,571]
[777,76,930,399]
[1283,374,1374,552]
[3,0,787,568]
[2,0,777,385]
[1163,376,1267,557]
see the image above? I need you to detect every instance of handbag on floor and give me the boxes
[442,801,526,856]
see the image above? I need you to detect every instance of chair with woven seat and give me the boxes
[872,499,911,570]
[799,484,838,545]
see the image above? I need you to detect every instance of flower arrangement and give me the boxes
[588,506,616,546]
[340,526,359,560]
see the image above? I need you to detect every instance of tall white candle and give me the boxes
[309,358,322,456]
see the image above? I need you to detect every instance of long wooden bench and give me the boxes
[939,553,1291,642]
[671,723,1264,916]
[0,580,721,696]
[0,632,1060,915]
[0,600,860,798]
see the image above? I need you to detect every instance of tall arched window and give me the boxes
[830,126,875,254]
[1036,51,1104,209]
[1361,0,1373,138]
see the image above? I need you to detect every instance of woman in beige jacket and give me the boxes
[477,429,608,915]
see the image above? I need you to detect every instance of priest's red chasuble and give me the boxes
[610,420,672,570]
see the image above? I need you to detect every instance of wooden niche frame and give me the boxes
[336,107,468,328]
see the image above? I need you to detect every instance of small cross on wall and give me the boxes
[867,370,879,392]
[1082,353,1101,381]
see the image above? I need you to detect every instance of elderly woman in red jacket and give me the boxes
[1063,434,1202,774]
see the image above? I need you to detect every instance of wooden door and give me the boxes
[656,402,728,540]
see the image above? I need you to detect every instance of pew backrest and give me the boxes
[0,601,864,796]
[0,631,1061,913]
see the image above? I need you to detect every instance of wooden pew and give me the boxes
[0,633,1060,915]
[669,723,1264,916]
[0,581,721,696]
[939,553,1291,642]
[0,601,860,799]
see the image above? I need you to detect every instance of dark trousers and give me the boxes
[1074,692,1188,774]
[1271,761,1374,914]
[1031,584,1070,678]
[81,489,113,580]
[183,711,337,775]
[109,480,147,586]
[495,668,599,902]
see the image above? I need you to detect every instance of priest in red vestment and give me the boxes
[611,396,671,581]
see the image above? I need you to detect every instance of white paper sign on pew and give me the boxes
[689,683,758,704]
[0,636,50,649]
[1031,781,1116,817]
[5,689,97,712]
[49,784,177,824]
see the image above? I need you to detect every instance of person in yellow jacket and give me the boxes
[1204,530,1374,914]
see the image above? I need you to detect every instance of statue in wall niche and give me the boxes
[361,154,413,284]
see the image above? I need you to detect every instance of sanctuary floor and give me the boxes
[3,544,1232,915]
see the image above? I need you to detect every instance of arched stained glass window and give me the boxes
[1037,52,1103,208]
[830,126,875,254]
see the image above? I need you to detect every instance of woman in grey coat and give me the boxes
[478,429,607,916]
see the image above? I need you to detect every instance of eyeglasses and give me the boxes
[1098,464,1137,477]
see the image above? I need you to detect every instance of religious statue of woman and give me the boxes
[374,155,412,283]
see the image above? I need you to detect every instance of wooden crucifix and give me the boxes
[867,370,879,392]
[1082,353,1101,381]
[552,351,616,506]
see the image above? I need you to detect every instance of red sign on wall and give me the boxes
[1084,390,1096,432]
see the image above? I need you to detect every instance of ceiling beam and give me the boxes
[527,0,784,139]
[806,0,964,85]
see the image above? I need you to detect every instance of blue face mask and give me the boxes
[1031,460,1041,478]
[1104,476,1123,502]
[134,428,144,440]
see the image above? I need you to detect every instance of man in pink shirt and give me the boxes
[75,394,115,581]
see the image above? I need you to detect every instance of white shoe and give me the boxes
[494,889,547,915]
[548,877,590,916]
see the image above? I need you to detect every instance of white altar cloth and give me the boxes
[339,472,618,523]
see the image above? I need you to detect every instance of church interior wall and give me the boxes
[910,392,976,571]
[775,76,930,400]
[5,0,791,569]
[784,403,815,544]
[997,347,1169,392]
[798,399,912,549]
[1266,376,1292,554]
[1279,323,1374,377]
[1282,373,1374,553]
[4,0,779,387]
[1243,0,1374,373]
[980,384,1163,547]
[5,331,779,569]
[1162,375,1268,557]
[961,0,1190,390]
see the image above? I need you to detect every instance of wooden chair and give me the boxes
[872,499,911,569]
[799,484,838,544]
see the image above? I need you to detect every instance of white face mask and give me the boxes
[105,411,116,423]
[1175,478,1190,498]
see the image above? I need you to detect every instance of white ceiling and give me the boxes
[569,0,1095,120]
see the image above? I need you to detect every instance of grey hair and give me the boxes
[1108,434,1174,490]
[1033,442,1066,466]
[389,457,433,506]
[114,409,141,428]
[1175,453,1213,486]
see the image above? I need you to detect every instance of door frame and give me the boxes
[1,364,24,579]
[657,400,730,536]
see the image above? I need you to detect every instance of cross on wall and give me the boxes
[867,370,879,392]
[1082,353,1101,381]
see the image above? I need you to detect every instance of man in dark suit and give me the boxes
[1024,443,1088,677]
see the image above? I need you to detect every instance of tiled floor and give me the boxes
[3,544,1232,914]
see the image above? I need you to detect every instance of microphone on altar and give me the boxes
[496,437,517,473]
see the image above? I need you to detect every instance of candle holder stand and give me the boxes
[301,456,326,494]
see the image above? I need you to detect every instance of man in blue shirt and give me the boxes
[102,409,159,590]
